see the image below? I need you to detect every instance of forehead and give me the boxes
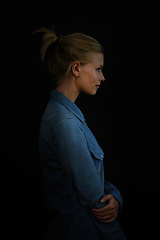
[88,53,104,67]
[81,53,104,70]
[90,53,104,65]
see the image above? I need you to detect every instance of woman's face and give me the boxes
[76,53,105,95]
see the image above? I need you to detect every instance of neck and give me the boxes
[55,75,80,103]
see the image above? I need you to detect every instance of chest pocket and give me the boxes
[90,147,104,174]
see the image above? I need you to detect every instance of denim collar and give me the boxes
[50,89,85,123]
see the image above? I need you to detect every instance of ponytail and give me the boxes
[34,27,59,61]
[34,27,103,88]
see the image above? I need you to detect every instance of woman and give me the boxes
[38,27,126,240]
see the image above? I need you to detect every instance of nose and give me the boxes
[100,72,105,82]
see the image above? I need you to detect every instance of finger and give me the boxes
[95,213,116,221]
[92,204,111,214]
[93,209,115,218]
[92,201,115,214]
[94,210,116,219]
[100,194,112,203]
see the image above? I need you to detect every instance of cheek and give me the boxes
[89,73,98,85]
[87,71,98,88]
[86,74,98,94]
[77,70,97,94]
[85,74,96,88]
[81,72,94,86]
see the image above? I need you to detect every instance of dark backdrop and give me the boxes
[3,2,160,239]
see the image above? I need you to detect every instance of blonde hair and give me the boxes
[35,27,104,87]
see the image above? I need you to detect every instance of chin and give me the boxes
[91,89,98,95]
[85,91,97,96]
[82,88,97,96]
[91,91,97,95]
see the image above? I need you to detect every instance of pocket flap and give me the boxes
[90,147,104,161]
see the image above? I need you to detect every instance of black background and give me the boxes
[3,2,160,239]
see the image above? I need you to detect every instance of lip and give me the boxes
[96,85,100,89]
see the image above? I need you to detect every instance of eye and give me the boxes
[96,67,102,72]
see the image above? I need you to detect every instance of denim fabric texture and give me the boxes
[39,90,126,240]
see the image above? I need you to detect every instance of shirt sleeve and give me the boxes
[104,180,123,208]
[50,118,106,210]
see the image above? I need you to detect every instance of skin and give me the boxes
[92,194,119,223]
[56,52,119,223]
[56,53,105,102]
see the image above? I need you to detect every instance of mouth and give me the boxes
[95,84,100,89]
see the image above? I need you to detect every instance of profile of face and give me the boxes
[72,53,105,95]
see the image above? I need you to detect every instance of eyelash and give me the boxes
[96,67,102,72]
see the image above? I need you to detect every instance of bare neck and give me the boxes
[55,75,80,103]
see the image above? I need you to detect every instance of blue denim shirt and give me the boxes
[39,90,124,239]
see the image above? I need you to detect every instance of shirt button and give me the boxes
[101,155,103,158]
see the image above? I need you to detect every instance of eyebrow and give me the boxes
[99,65,103,68]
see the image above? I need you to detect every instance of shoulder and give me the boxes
[40,99,84,136]
[42,99,73,125]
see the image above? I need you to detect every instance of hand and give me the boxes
[91,194,119,223]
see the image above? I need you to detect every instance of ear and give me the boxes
[71,61,80,77]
